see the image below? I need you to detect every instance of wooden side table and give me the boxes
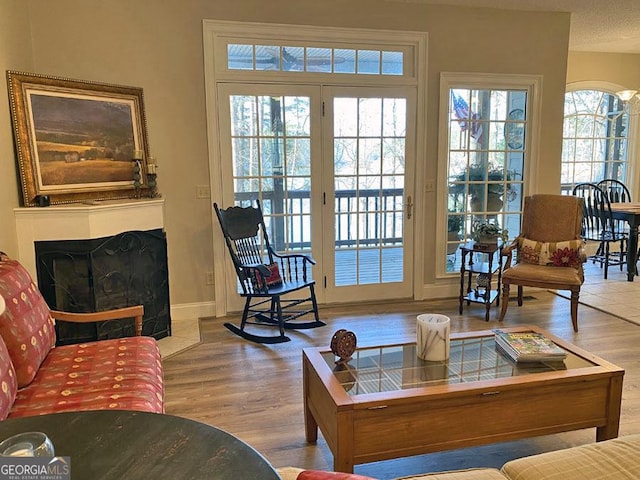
[459,241,503,321]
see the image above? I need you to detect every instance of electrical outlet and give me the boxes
[196,184,210,199]
[425,179,436,192]
[206,271,214,285]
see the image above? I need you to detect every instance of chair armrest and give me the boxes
[50,305,145,336]
[268,249,315,283]
[578,245,588,264]
[501,238,519,269]
[271,250,316,265]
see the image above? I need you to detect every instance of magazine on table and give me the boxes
[494,330,567,363]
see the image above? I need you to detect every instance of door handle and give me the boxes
[406,195,413,220]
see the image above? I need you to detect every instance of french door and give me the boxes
[323,86,415,303]
[217,83,415,312]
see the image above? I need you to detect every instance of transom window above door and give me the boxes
[205,21,421,83]
[227,44,404,75]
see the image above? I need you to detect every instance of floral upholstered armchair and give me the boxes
[498,194,586,332]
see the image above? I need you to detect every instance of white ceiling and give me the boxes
[395,0,640,54]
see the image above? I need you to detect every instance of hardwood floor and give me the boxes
[163,292,640,479]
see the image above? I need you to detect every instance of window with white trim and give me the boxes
[438,73,541,276]
[561,90,629,193]
[227,44,404,75]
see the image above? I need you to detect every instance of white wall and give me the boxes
[0,0,34,256]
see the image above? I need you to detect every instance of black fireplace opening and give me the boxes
[35,229,171,345]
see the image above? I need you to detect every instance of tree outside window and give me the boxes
[445,88,526,272]
[561,90,629,194]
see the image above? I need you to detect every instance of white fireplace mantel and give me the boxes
[14,198,165,280]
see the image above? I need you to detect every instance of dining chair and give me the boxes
[598,179,638,270]
[597,179,632,204]
[213,200,325,344]
[572,183,627,279]
[597,178,632,235]
[499,194,585,332]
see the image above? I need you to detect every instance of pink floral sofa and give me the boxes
[0,252,164,420]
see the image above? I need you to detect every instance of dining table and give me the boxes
[610,202,640,281]
[0,410,281,479]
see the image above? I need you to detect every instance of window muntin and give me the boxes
[445,88,527,272]
[227,43,404,76]
[561,90,629,193]
[333,96,407,285]
[230,94,312,254]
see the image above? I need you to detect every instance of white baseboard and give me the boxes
[421,280,548,301]
[170,301,216,320]
[422,281,460,299]
[169,283,550,321]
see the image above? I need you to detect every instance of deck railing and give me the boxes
[235,188,404,251]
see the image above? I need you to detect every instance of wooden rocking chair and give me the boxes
[214,200,325,344]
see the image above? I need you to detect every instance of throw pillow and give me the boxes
[0,333,17,420]
[517,238,543,265]
[517,238,583,268]
[264,262,283,287]
[0,253,57,388]
[545,240,583,268]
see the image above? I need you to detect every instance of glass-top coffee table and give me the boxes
[302,325,624,473]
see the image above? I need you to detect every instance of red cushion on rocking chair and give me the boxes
[265,262,282,287]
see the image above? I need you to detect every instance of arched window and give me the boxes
[561,89,629,193]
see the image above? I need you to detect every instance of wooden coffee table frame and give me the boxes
[303,325,624,473]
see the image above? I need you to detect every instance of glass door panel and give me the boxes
[218,84,322,311]
[324,87,415,303]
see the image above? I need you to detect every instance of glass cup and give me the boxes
[0,432,55,457]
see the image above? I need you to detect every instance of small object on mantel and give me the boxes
[146,156,159,197]
[330,329,357,363]
[34,195,50,207]
[133,160,142,198]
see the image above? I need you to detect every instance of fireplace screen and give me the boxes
[35,229,171,345]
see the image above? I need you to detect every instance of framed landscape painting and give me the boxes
[7,71,152,206]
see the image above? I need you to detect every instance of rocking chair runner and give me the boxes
[213,201,325,344]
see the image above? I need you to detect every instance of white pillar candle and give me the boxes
[416,314,450,361]
[0,294,5,315]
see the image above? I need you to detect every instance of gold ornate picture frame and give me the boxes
[7,71,152,206]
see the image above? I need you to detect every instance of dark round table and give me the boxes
[0,410,281,479]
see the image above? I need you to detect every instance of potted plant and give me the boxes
[447,214,464,254]
[472,221,508,245]
[449,164,517,212]
[447,214,464,234]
